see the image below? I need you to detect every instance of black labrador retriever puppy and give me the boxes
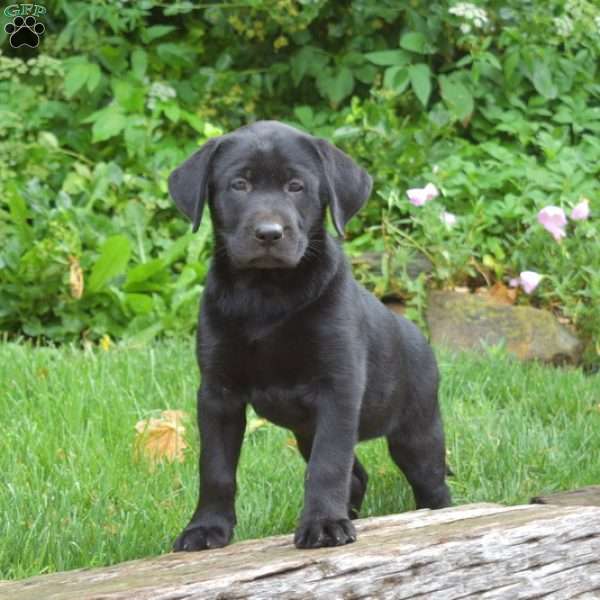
[168,120,451,550]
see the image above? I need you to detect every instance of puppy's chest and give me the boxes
[248,383,315,429]
[212,331,319,388]
[206,329,320,428]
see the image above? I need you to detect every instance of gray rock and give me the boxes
[426,290,583,364]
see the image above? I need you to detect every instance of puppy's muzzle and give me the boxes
[254,222,284,245]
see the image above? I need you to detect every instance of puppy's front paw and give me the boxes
[294,517,356,549]
[173,522,232,552]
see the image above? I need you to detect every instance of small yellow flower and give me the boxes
[274,35,289,50]
[228,15,244,32]
[100,335,112,351]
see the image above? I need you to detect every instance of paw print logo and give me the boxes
[4,15,45,48]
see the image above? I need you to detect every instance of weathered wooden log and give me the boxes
[2,503,600,599]
[531,484,600,507]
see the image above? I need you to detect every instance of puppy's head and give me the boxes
[168,121,372,270]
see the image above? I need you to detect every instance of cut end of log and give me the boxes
[531,484,600,507]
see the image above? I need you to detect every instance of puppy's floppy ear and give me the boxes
[315,138,373,237]
[168,137,220,232]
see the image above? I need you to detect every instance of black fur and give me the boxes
[168,121,451,551]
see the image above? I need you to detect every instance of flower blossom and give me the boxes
[538,206,567,242]
[510,271,543,295]
[406,183,439,206]
[146,81,177,110]
[553,15,574,37]
[449,2,489,29]
[571,198,590,221]
[441,211,457,227]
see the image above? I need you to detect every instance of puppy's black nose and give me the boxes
[255,222,284,243]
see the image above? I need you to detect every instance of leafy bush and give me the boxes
[0,0,598,361]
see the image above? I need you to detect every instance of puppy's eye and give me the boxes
[286,180,304,193]
[231,179,250,192]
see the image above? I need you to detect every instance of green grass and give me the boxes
[1,339,599,580]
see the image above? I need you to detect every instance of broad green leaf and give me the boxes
[98,45,128,73]
[156,43,195,66]
[85,63,102,93]
[161,233,192,265]
[7,185,32,244]
[364,50,410,66]
[294,106,314,128]
[440,76,474,120]
[125,293,154,315]
[354,64,378,84]
[332,126,362,140]
[383,66,410,93]
[400,32,430,54]
[172,285,202,313]
[340,51,365,67]
[318,67,354,104]
[409,63,432,106]
[290,46,327,86]
[112,78,145,112]
[215,53,233,71]
[183,111,205,133]
[164,103,180,123]
[531,63,558,99]
[64,62,93,98]
[124,124,147,157]
[131,48,148,80]
[164,1,193,15]
[87,235,131,294]
[91,106,127,142]
[480,51,502,70]
[142,25,176,43]
[125,259,166,286]
[503,50,520,84]
[38,131,59,148]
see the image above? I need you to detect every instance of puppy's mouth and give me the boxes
[247,255,291,269]
[226,235,307,270]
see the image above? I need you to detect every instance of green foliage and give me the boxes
[0,0,599,359]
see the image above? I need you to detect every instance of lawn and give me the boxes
[1,339,599,580]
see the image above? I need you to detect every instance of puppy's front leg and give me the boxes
[173,383,246,551]
[294,387,359,549]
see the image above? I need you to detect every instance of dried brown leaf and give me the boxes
[488,282,517,305]
[68,255,84,299]
[134,410,189,467]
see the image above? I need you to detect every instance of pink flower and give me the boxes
[509,271,542,294]
[537,206,567,242]
[571,198,590,221]
[407,183,439,206]
[441,211,457,227]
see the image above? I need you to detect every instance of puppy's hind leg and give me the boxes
[294,432,368,520]
[348,457,368,519]
[386,408,451,510]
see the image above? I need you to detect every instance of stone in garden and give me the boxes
[426,290,582,364]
